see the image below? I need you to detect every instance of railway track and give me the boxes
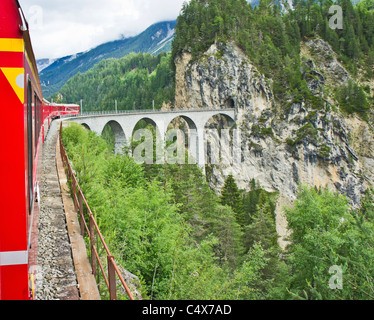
[35,120,79,300]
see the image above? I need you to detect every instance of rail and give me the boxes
[59,123,134,300]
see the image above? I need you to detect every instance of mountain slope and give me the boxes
[55,52,174,112]
[170,0,374,248]
[39,20,176,97]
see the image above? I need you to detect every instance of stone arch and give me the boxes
[166,115,199,165]
[81,123,91,130]
[204,113,237,166]
[131,117,163,164]
[167,115,198,132]
[204,113,235,130]
[102,120,127,154]
[132,117,161,138]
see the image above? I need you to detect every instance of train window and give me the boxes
[34,93,37,154]
[27,80,33,214]
[34,94,41,153]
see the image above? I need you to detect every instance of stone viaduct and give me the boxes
[66,107,236,168]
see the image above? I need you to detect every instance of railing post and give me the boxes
[89,215,97,278]
[78,191,85,237]
[72,177,78,211]
[59,125,135,300]
[108,256,117,300]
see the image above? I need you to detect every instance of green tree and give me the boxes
[210,205,244,268]
[284,185,374,300]
[220,174,244,226]
[336,80,370,115]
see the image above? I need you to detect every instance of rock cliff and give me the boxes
[174,40,374,248]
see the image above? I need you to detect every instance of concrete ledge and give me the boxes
[56,134,101,300]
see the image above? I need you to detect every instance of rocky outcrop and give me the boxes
[175,42,273,114]
[302,38,351,86]
[174,39,374,248]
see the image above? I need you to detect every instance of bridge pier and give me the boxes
[188,129,198,165]
[187,129,206,169]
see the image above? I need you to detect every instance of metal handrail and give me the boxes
[59,122,134,300]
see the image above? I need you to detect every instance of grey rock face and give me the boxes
[174,40,374,234]
[303,38,351,85]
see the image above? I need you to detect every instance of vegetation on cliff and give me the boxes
[62,123,374,299]
[62,124,278,299]
[52,52,175,112]
[55,0,373,118]
[172,0,373,113]
[59,0,374,300]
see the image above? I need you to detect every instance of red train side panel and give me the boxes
[0,0,79,300]
[0,0,29,301]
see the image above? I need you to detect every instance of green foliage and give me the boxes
[220,174,244,219]
[335,80,370,116]
[41,21,176,97]
[101,124,115,152]
[172,0,373,114]
[62,123,277,299]
[53,52,174,112]
[286,122,319,146]
[58,0,374,299]
[284,185,374,300]
[62,124,374,300]
[318,143,331,159]
[296,123,318,142]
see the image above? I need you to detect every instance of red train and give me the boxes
[0,0,79,300]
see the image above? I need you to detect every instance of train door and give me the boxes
[34,94,41,152]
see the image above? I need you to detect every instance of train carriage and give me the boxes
[0,0,79,300]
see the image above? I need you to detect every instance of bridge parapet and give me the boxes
[65,106,235,118]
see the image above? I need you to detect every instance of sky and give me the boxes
[18,0,187,60]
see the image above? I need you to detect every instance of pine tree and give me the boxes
[244,197,279,252]
[284,186,374,300]
[242,194,282,297]
[220,174,244,225]
[210,205,244,268]
[241,179,261,224]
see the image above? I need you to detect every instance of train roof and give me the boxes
[43,99,80,107]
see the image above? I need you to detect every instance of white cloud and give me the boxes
[18,0,187,59]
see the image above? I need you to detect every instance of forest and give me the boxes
[62,122,374,300]
[52,52,175,112]
[59,0,374,300]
